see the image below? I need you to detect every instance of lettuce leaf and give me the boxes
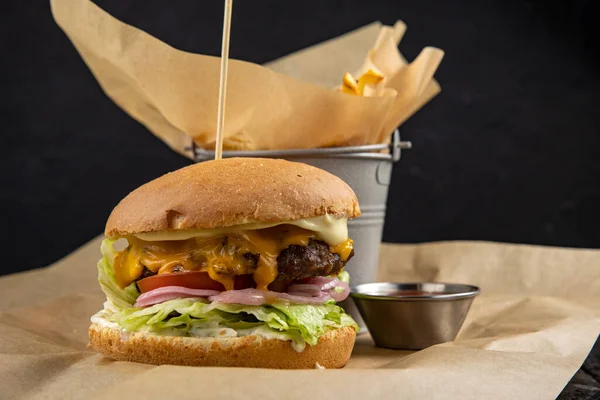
[105,298,358,351]
[97,239,139,308]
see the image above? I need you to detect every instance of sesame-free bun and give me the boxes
[105,158,360,238]
[89,324,356,369]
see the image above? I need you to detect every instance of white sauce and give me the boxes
[134,215,348,245]
[90,310,120,329]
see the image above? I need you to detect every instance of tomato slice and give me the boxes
[137,272,225,293]
[137,272,288,293]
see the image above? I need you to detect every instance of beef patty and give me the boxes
[276,239,353,281]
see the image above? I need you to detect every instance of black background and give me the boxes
[3,0,600,275]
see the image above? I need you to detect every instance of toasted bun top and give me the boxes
[105,158,360,238]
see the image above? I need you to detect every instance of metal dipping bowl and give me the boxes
[350,282,480,350]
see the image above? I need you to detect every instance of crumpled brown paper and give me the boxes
[50,0,443,157]
[0,237,598,400]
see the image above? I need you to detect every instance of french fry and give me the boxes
[341,72,360,95]
[357,69,384,95]
[341,69,385,96]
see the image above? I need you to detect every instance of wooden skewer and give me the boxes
[214,0,233,160]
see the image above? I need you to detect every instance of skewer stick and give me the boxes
[214,0,233,160]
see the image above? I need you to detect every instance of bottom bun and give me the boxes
[88,323,356,369]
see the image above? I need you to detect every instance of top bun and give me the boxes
[105,158,360,238]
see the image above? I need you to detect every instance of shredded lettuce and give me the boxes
[337,270,350,285]
[97,239,139,308]
[95,239,358,351]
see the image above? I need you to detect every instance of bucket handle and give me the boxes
[390,129,412,162]
[187,129,412,162]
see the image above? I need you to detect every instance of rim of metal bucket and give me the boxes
[187,129,412,163]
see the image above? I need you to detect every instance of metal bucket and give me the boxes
[190,130,411,330]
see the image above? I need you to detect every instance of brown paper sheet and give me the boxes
[264,22,384,89]
[11,2,595,398]
[1,236,599,399]
[50,0,443,156]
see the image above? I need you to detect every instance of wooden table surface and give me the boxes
[560,339,600,399]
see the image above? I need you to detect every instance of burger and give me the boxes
[89,157,360,368]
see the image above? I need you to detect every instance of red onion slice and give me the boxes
[209,288,331,305]
[303,276,339,291]
[287,284,322,296]
[207,288,267,306]
[329,281,350,302]
[296,277,351,302]
[134,286,220,307]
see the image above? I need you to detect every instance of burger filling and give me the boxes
[112,225,353,292]
[93,220,359,351]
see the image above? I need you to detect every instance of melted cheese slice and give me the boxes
[134,215,348,245]
[113,217,353,291]
[329,239,354,262]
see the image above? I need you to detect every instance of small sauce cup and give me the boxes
[350,282,480,350]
